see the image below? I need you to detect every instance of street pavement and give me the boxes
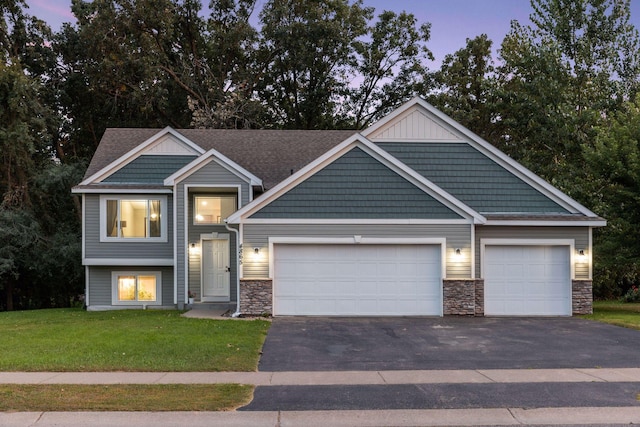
[1,368,639,426]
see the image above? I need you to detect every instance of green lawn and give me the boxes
[0,308,270,372]
[582,301,640,330]
[0,384,253,411]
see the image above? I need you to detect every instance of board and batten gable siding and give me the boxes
[242,223,472,279]
[377,142,570,215]
[87,266,174,306]
[475,226,590,279]
[84,194,174,259]
[102,155,196,184]
[175,160,251,303]
[250,147,463,219]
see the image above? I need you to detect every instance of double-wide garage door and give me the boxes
[273,244,441,316]
[484,245,571,316]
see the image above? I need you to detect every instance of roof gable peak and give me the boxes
[78,127,204,186]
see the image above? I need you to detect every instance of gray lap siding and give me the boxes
[175,161,251,304]
[242,223,473,279]
[84,194,174,260]
[87,266,174,306]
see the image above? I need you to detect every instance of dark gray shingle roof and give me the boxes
[85,128,357,189]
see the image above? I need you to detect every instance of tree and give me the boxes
[429,34,497,143]
[256,0,371,129]
[583,96,640,297]
[341,10,432,129]
[494,0,640,191]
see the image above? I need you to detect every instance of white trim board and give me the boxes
[83,258,174,266]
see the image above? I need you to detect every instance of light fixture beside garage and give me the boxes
[252,247,261,261]
[576,249,587,262]
[453,248,463,260]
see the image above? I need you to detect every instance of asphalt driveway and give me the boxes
[258,317,640,371]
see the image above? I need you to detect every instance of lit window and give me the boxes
[112,272,161,305]
[194,196,236,224]
[101,196,166,241]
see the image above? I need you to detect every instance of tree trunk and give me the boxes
[5,281,14,311]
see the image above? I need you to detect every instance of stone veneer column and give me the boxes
[239,279,273,316]
[474,279,484,316]
[442,279,476,316]
[572,280,593,315]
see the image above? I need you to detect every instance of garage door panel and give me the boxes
[274,244,441,316]
[485,245,571,316]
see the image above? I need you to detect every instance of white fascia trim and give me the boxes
[480,238,576,280]
[164,148,262,187]
[484,220,607,227]
[267,236,447,280]
[72,188,173,194]
[227,133,485,224]
[241,218,471,225]
[363,97,600,218]
[83,258,174,266]
[361,96,426,138]
[78,127,204,186]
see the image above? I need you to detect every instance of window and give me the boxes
[194,196,236,224]
[101,196,167,242]
[112,271,161,305]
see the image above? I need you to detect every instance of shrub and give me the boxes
[620,286,640,303]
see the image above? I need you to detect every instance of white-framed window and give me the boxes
[100,196,168,242]
[111,271,162,305]
[194,195,237,225]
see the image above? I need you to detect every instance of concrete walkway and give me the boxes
[2,369,640,426]
[2,367,640,385]
[3,407,640,427]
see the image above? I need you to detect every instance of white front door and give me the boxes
[201,238,230,301]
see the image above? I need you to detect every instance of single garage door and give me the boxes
[273,244,442,316]
[484,245,571,316]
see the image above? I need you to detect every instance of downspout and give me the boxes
[224,220,241,317]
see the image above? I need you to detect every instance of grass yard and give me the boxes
[0,384,253,411]
[0,309,270,372]
[583,301,640,330]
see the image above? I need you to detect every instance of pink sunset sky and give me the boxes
[23,0,640,69]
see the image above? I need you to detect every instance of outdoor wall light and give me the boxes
[576,249,587,262]
[254,247,260,254]
[189,242,200,255]
[455,248,461,256]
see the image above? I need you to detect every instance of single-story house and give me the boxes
[72,97,605,316]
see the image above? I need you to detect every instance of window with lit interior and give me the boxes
[194,196,237,224]
[101,196,167,241]
[112,272,161,305]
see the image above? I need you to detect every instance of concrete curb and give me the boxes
[2,407,640,427]
[1,368,640,385]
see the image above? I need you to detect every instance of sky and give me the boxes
[23,0,640,69]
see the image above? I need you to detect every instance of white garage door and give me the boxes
[274,244,442,316]
[484,245,571,316]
